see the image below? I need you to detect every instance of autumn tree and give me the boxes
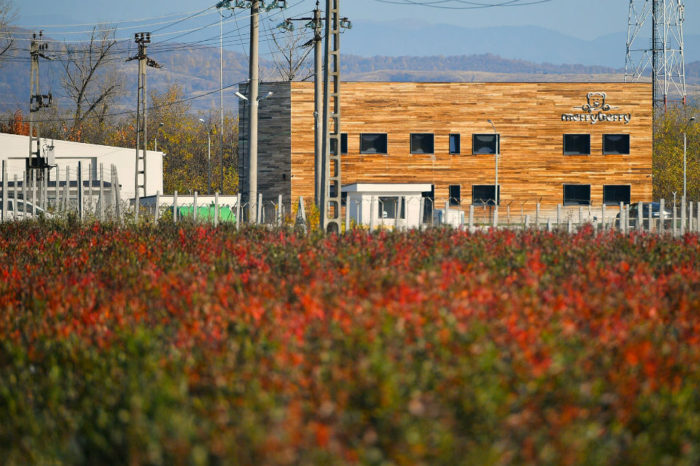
[0,110,29,135]
[653,104,700,201]
[147,85,239,195]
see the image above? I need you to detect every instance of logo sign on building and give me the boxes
[562,92,632,125]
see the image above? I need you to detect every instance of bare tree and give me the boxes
[270,27,314,82]
[0,0,15,59]
[62,26,123,139]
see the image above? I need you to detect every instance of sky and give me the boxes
[13,0,699,43]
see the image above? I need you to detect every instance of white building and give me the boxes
[343,183,433,229]
[0,133,163,200]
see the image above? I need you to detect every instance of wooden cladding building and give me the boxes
[238,81,652,217]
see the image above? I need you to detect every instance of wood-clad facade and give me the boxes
[240,81,652,216]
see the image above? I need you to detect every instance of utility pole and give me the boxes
[127,32,161,215]
[218,0,286,224]
[280,2,326,208]
[320,0,351,232]
[219,11,225,194]
[27,31,53,182]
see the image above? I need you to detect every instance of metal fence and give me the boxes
[1,160,123,222]
[4,168,699,237]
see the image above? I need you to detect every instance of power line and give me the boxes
[372,0,552,8]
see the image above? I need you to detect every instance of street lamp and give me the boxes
[684,116,696,202]
[154,122,164,152]
[199,118,213,195]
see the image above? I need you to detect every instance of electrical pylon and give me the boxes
[625,0,687,111]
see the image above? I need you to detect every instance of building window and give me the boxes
[360,133,388,154]
[472,134,499,155]
[603,134,630,155]
[449,134,461,154]
[563,184,591,205]
[378,196,405,219]
[410,133,434,154]
[603,185,631,205]
[563,134,590,155]
[330,133,348,155]
[472,185,500,206]
[449,185,461,206]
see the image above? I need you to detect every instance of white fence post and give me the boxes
[173,191,179,223]
[345,198,351,232]
[99,164,105,221]
[469,205,474,233]
[637,201,642,232]
[31,169,36,217]
[155,191,161,223]
[535,202,540,229]
[193,191,198,223]
[12,175,18,219]
[78,161,84,222]
[214,192,219,227]
[0,161,6,223]
[556,204,562,228]
[236,193,241,229]
[277,193,283,227]
[681,196,686,235]
[370,196,376,231]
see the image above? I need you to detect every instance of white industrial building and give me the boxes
[0,133,163,200]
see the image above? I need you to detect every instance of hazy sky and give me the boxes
[14,0,699,42]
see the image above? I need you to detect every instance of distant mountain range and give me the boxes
[1,23,699,115]
[342,20,700,69]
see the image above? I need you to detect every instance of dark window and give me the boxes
[330,133,348,155]
[378,196,405,219]
[360,133,388,154]
[472,134,499,155]
[563,184,591,205]
[449,134,461,154]
[449,185,461,206]
[603,134,630,155]
[472,185,500,206]
[410,133,434,154]
[603,185,631,205]
[563,134,590,155]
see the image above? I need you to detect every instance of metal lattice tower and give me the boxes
[320,0,343,233]
[625,0,687,110]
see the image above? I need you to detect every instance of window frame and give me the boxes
[603,185,631,206]
[449,133,461,155]
[410,133,435,155]
[562,184,592,206]
[563,134,591,156]
[448,184,461,206]
[359,133,388,155]
[378,196,406,220]
[472,133,500,155]
[603,134,630,155]
[471,184,500,206]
